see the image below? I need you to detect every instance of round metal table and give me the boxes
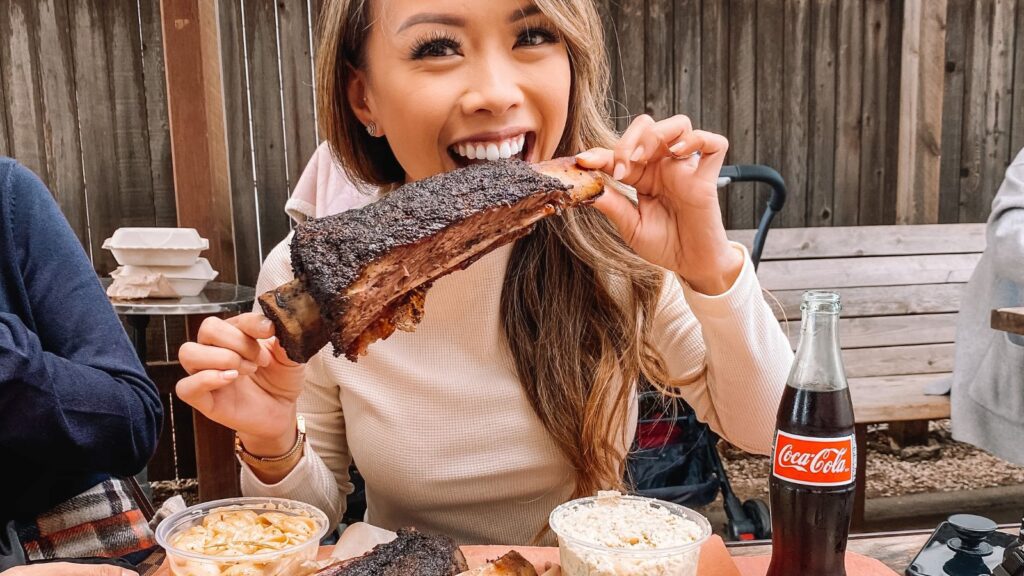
[101,279,256,361]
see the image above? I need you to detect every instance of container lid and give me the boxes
[112,258,218,281]
[102,227,209,251]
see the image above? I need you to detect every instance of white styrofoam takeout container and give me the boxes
[111,258,219,297]
[102,227,209,266]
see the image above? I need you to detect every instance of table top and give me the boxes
[992,307,1024,336]
[729,526,1019,571]
[101,279,256,316]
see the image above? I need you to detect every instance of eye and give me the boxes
[410,32,462,59]
[515,25,559,48]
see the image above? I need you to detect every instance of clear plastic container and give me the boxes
[155,497,329,576]
[102,227,209,266]
[549,493,711,576]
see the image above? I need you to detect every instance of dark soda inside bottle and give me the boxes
[767,291,856,576]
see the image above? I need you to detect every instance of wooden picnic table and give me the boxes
[729,525,1019,572]
[992,307,1024,336]
[140,527,1019,575]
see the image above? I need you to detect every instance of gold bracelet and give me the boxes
[235,415,306,469]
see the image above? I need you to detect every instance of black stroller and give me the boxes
[627,164,787,542]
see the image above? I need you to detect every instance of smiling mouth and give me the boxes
[448,132,535,167]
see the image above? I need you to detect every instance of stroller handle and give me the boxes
[717,165,788,270]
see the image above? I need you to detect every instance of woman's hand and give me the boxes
[576,114,744,294]
[176,313,306,457]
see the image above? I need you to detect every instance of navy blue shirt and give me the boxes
[0,158,163,523]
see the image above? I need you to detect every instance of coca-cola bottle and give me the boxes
[767,291,856,576]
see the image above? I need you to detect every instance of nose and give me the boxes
[460,57,524,116]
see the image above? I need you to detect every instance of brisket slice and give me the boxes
[314,528,469,576]
[259,158,604,363]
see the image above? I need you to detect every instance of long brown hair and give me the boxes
[315,0,679,528]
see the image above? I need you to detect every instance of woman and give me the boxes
[176,0,792,545]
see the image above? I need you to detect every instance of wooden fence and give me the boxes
[1,0,1023,482]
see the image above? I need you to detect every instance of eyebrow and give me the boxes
[397,4,542,33]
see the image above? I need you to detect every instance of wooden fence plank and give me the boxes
[246,0,292,260]
[616,0,644,130]
[139,0,175,229]
[728,223,986,259]
[785,313,958,349]
[35,0,88,250]
[859,0,896,225]
[219,0,260,287]
[673,0,701,127]
[980,0,1017,207]
[69,0,122,273]
[769,283,965,321]
[645,0,672,120]
[757,253,981,290]
[780,0,811,228]
[1013,0,1024,158]
[702,0,730,219]
[756,0,784,226]
[107,0,158,264]
[0,51,7,156]
[808,0,838,226]
[0,1,48,182]
[278,0,318,192]
[959,0,993,223]
[727,0,756,229]
[896,0,947,225]
[843,343,955,378]
[835,0,864,226]
[938,0,969,223]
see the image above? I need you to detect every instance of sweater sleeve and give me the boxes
[0,160,163,475]
[651,242,792,455]
[988,149,1024,286]
[239,235,353,529]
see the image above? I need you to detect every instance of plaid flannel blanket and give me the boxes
[16,478,156,560]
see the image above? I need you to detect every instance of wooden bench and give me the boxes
[728,223,987,528]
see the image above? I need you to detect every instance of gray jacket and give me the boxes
[951,148,1024,465]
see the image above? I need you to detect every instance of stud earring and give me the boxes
[366,122,377,137]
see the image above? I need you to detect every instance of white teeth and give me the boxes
[452,135,529,161]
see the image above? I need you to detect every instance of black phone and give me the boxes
[906,515,1019,576]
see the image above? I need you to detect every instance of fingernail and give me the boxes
[240,360,257,373]
[221,370,239,380]
[629,146,645,162]
[122,570,137,576]
[260,318,273,331]
[669,140,687,156]
[259,348,273,367]
[575,150,595,163]
[612,162,626,181]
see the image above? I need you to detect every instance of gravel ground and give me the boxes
[150,477,199,509]
[721,419,1024,501]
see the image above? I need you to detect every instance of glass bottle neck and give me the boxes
[788,293,847,391]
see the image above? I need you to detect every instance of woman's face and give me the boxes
[353,0,572,182]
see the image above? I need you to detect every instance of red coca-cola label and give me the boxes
[772,430,856,486]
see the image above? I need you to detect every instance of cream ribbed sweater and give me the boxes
[241,233,792,546]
